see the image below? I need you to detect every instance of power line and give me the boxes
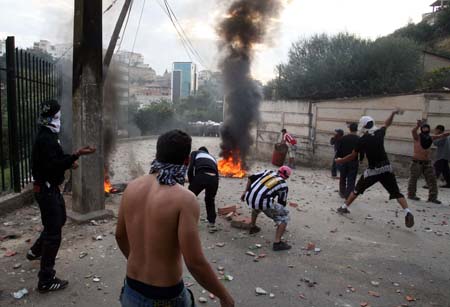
[155,0,194,63]
[156,0,210,69]
[104,0,119,14]
[117,0,135,53]
[163,0,207,67]
[128,0,147,67]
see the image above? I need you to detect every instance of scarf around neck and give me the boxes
[149,160,187,186]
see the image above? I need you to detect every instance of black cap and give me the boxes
[40,100,61,118]
[334,128,344,135]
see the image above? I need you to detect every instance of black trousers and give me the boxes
[188,173,219,224]
[339,161,358,198]
[31,184,66,283]
[434,159,450,185]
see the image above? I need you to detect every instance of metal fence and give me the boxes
[0,36,61,194]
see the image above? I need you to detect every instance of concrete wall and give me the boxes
[254,93,450,176]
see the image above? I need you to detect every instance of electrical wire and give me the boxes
[128,0,147,67]
[117,0,135,53]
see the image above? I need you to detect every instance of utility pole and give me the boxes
[104,0,133,76]
[69,0,112,222]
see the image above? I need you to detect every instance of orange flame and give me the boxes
[104,172,112,193]
[218,155,246,178]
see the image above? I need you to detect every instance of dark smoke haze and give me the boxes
[218,0,283,164]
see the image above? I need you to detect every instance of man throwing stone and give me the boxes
[116,130,234,307]
[241,166,292,251]
[188,146,219,232]
[335,110,414,228]
[28,100,96,293]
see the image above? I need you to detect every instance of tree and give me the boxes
[273,33,421,100]
[134,103,175,135]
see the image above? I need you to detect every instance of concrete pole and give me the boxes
[69,0,111,222]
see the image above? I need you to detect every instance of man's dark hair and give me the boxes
[40,99,61,118]
[281,129,287,133]
[421,124,431,131]
[436,125,445,133]
[349,123,358,132]
[198,146,209,153]
[156,130,192,165]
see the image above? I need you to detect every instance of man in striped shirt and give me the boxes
[240,166,292,251]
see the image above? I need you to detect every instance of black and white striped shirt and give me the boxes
[245,170,289,210]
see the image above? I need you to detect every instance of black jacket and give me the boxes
[31,127,78,186]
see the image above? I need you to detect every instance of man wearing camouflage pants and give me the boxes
[408,120,450,204]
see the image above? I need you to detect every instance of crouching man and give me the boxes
[116,130,234,307]
[241,166,292,251]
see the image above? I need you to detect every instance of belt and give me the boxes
[412,160,431,164]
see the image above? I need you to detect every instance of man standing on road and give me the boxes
[330,129,344,178]
[188,146,219,233]
[28,99,96,293]
[433,125,450,188]
[335,110,415,228]
[281,129,298,169]
[407,121,450,204]
[336,123,362,199]
[241,166,292,251]
[116,130,234,307]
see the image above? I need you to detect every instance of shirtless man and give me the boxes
[116,130,234,307]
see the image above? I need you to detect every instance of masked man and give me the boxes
[188,146,219,232]
[336,110,415,228]
[28,100,96,293]
[408,120,450,204]
[241,166,292,251]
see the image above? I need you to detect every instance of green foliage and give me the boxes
[272,33,422,100]
[175,88,223,122]
[422,67,450,90]
[134,102,175,135]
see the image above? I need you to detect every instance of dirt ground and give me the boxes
[0,137,449,307]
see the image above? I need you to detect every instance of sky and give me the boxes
[0,0,433,83]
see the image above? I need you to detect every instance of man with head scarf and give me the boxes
[408,120,450,204]
[28,100,96,293]
[240,166,292,251]
[116,130,234,307]
[188,146,219,232]
[335,110,415,228]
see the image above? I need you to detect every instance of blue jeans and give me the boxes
[120,282,196,307]
[339,161,358,198]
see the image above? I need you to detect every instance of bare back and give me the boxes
[121,174,195,287]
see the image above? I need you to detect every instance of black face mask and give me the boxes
[420,132,432,149]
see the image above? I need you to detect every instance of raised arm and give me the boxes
[384,109,401,129]
[179,195,234,307]
[412,120,421,141]
[432,132,450,141]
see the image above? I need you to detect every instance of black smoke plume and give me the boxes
[218,0,282,164]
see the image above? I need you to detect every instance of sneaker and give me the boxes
[428,199,442,204]
[408,196,421,201]
[273,241,292,251]
[440,184,450,189]
[405,212,415,228]
[38,277,69,293]
[249,225,261,235]
[26,250,41,261]
[336,207,350,214]
[207,223,218,233]
[423,185,429,189]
